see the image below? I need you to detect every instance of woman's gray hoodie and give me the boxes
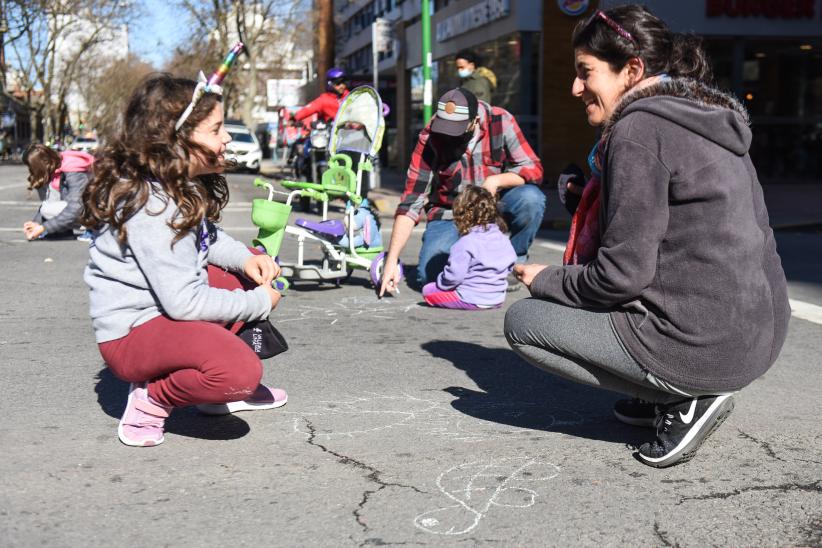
[84,185,272,343]
[531,79,790,392]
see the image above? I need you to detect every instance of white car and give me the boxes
[70,136,98,153]
[225,124,262,173]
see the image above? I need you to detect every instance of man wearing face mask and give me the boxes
[379,88,544,296]
[455,50,496,104]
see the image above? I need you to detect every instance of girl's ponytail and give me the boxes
[670,33,713,83]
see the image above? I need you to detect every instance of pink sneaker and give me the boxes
[118,383,171,447]
[197,385,288,416]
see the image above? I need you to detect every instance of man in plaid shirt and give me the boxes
[379,88,544,296]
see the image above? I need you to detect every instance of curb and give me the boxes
[771,222,822,232]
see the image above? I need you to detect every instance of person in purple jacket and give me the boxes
[423,186,516,310]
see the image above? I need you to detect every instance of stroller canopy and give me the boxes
[329,86,385,157]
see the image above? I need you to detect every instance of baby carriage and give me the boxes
[251,85,403,291]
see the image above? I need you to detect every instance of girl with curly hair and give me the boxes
[422,185,516,310]
[82,73,287,447]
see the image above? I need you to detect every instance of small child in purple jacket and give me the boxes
[423,186,516,310]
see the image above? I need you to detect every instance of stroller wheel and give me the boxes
[369,252,403,288]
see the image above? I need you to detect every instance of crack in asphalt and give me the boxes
[677,480,822,504]
[736,429,785,461]
[653,520,678,547]
[358,537,424,546]
[301,417,424,537]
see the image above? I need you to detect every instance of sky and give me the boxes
[128,0,188,69]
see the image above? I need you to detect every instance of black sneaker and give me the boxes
[613,398,657,428]
[637,394,734,468]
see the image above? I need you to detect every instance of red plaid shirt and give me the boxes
[396,103,543,224]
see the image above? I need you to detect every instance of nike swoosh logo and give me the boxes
[679,399,697,424]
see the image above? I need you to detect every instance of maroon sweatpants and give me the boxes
[98,265,266,408]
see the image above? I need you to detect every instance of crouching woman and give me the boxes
[504,5,790,468]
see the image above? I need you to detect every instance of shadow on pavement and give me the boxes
[94,368,251,441]
[422,340,648,445]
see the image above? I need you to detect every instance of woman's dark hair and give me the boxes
[23,144,61,190]
[572,5,713,83]
[453,185,507,236]
[81,73,228,246]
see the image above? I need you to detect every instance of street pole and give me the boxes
[0,0,7,93]
[371,21,381,189]
[421,0,432,124]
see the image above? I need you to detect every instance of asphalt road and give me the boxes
[1,164,820,547]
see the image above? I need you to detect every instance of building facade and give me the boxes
[336,0,542,170]
[601,0,822,184]
[336,0,822,185]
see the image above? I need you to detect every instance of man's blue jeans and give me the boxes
[416,184,546,286]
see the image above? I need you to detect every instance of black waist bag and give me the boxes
[237,319,288,359]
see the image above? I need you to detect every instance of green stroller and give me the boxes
[250,85,403,291]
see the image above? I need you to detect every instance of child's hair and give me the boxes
[23,144,61,190]
[81,73,228,245]
[453,185,507,236]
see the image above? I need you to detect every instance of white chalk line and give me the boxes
[414,457,561,535]
[286,392,580,444]
[789,299,822,325]
[537,241,567,253]
[0,184,27,192]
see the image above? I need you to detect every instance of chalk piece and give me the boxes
[44,258,54,263]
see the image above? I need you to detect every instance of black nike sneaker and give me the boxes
[613,398,657,428]
[637,394,734,468]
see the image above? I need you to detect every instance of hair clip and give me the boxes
[175,42,245,132]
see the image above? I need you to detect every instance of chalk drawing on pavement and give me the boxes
[291,393,442,439]
[414,457,561,535]
[288,393,585,443]
[414,457,560,535]
[275,297,420,325]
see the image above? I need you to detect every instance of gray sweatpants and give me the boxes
[504,298,722,405]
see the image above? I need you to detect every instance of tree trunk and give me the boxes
[315,0,334,95]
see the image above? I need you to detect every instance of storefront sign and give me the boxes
[436,0,510,42]
[706,0,816,18]
[557,0,590,17]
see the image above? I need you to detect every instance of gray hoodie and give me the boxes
[531,79,790,392]
[34,172,89,234]
[85,185,271,343]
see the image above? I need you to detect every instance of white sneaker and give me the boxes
[197,385,287,416]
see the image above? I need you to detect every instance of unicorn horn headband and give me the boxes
[175,42,245,132]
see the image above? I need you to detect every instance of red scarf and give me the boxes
[563,142,604,266]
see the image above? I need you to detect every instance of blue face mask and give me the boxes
[458,68,473,79]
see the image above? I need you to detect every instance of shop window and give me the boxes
[744,39,822,182]
[434,32,541,150]
[706,38,822,182]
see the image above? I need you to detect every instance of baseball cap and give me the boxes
[430,88,479,136]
